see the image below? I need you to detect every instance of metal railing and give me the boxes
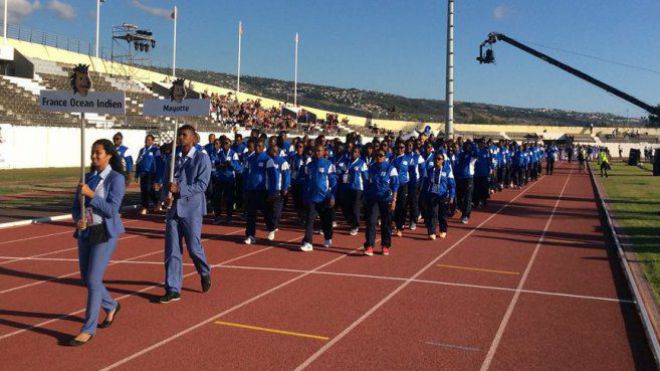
[6,23,112,59]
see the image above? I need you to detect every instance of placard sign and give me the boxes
[143,78,210,116]
[143,98,210,116]
[39,90,126,114]
[38,64,125,114]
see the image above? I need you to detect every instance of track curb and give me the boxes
[0,204,140,230]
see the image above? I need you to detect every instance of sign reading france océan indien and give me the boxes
[39,90,126,114]
[39,63,125,114]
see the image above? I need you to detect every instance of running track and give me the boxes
[0,162,654,370]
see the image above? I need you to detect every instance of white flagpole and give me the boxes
[236,21,242,95]
[294,32,299,106]
[172,6,177,78]
[3,0,8,44]
[445,0,455,138]
[95,0,100,58]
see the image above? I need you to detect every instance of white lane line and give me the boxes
[479,168,573,371]
[0,226,238,295]
[0,219,143,246]
[99,238,371,371]
[294,174,548,370]
[0,232,279,342]
[0,234,147,267]
[425,341,481,352]
[0,258,636,304]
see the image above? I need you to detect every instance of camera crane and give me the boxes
[477,32,660,121]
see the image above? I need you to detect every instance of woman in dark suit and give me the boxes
[67,139,126,346]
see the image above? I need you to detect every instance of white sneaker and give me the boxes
[324,239,332,248]
[440,232,447,239]
[267,231,276,241]
[332,221,338,228]
[410,222,417,231]
[300,242,314,252]
[429,234,436,240]
[244,236,256,245]
[461,217,469,224]
[349,228,359,236]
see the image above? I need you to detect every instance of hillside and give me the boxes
[148,66,645,127]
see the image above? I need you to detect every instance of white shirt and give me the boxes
[88,165,112,226]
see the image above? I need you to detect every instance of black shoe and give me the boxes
[201,275,211,293]
[64,334,93,347]
[98,302,121,329]
[158,291,181,304]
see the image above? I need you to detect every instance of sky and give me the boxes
[2,0,659,117]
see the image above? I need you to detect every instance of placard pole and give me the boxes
[167,118,178,208]
[80,113,86,224]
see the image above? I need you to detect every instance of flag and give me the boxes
[239,21,243,35]
[171,6,177,20]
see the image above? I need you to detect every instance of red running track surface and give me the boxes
[0,162,654,370]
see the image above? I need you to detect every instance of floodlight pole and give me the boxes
[236,21,242,95]
[3,0,8,44]
[95,0,101,58]
[445,0,455,138]
[294,32,299,106]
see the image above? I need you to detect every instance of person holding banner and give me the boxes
[67,139,126,346]
[159,125,213,304]
[135,135,160,215]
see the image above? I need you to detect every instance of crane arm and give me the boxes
[478,32,660,117]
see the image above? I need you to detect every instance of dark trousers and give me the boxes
[503,164,511,186]
[531,163,538,180]
[365,199,392,248]
[291,183,306,223]
[513,167,524,187]
[213,180,235,220]
[139,173,158,209]
[304,201,333,243]
[394,183,409,230]
[234,177,245,211]
[473,176,490,206]
[245,190,267,238]
[426,196,449,235]
[266,194,283,232]
[457,178,474,218]
[546,158,555,175]
[341,189,362,229]
[496,166,504,188]
[407,183,421,224]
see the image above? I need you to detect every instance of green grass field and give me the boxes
[598,161,660,301]
[0,167,139,217]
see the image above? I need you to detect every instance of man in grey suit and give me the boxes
[159,125,213,303]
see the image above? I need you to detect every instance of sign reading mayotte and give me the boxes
[143,78,211,116]
[39,64,126,114]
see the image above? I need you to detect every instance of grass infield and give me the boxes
[598,161,660,302]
